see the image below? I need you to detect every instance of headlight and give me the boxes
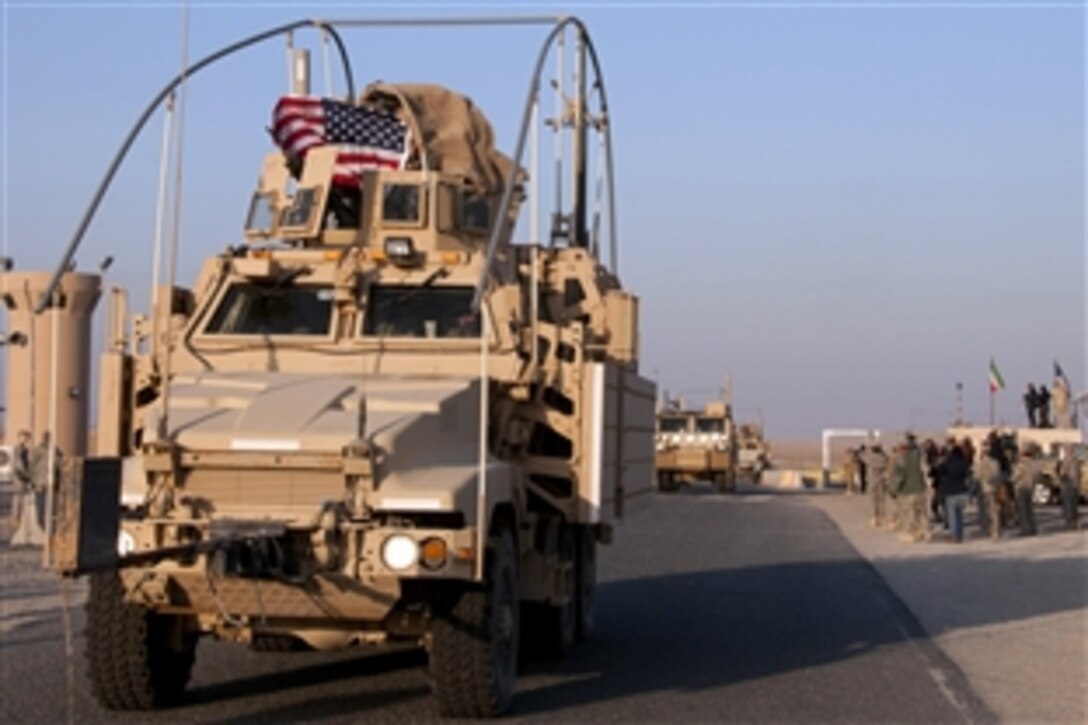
[381,534,419,571]
[383,237,417,266]
[117,530,136,557]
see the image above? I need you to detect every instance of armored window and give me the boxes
[364,284,479,338]
[695,417,725,433]
[382,184,423,224]
[204,283,334,336]
[244,191,277,235]
[461,193,490,233]
[659,417,687,434]
[280,187,319,229]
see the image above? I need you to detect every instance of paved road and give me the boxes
[1,489,995,722]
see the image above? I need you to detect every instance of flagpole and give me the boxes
[989,389,994,427]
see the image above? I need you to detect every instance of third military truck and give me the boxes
[43,16,655,718]
[655,398,739,493]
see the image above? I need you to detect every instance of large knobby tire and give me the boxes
[715,470,736,494]
[430,527,520,718]
[522,525,576,660]
[85,572,197,710]
[575,525,597,642]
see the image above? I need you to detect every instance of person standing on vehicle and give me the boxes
[1036,384,1051,429]
[1056,444,1081,531]
[863,444,890,527]
[892,434,929,542]
[936,445,971,543]
[1023,384,1038,428]
[1011,443,1044,536]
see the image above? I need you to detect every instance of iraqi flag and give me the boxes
[989,358,1005,393]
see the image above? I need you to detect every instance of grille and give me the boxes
[179,468,344,514]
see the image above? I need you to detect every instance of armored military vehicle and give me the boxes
[736,422,771,485]
[655,399,738,493]
[42,17,654,718]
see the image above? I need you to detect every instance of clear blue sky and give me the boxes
[2,1,1084,438]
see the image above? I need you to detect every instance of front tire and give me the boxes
[658,471,680,492]
[716,470,737,494]
[522,525,576,660]
[575,525,597,641]
[430,526,519,718]
[85,572,197,710]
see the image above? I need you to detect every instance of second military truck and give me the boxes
[655,399,739,493]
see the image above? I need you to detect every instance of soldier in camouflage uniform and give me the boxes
[1056,443,1081,531]
[862,443,890,527]
[974,432,1006,539]
[1011,443,1044,536]
[892,434,929,542]
[842,450,858,495]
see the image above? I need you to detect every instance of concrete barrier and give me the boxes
[761,469,806,489]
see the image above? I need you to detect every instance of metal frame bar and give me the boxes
[472,15,620,310]
[34,19,355,313]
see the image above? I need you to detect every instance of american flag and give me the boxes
[272,95,411,187]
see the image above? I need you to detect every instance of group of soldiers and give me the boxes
[847,431,1082,543]
[8,428,62,546]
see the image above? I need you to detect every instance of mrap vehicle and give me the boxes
[736,422,771,485]
[655,399,738,493]
[42,17,654,718]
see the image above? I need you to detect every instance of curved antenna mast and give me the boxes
[34,19,356,313]
[35,15,617,315]
[472,15,619,310]
[155,0,192,440]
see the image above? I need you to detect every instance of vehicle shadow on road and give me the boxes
[512,552,1084,717]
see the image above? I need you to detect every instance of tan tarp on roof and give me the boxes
[360,82,526,199]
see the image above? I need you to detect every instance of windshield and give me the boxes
[659,417,687,434]
[364,284,480,338]
[696,417,725,433]
[204,283,334,336]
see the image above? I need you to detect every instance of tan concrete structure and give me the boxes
[2,271,101,455]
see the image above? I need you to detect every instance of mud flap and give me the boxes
[48,457,122,576]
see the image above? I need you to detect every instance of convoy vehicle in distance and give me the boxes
[655,400,738,493]
[735,422,771,485]
[44,17,655,718]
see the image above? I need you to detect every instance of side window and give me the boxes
[461,192,490,233]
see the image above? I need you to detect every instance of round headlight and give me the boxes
[381,535,419,571]
[117,530,136,557]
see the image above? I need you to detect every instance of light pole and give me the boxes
[954,382,964,426]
